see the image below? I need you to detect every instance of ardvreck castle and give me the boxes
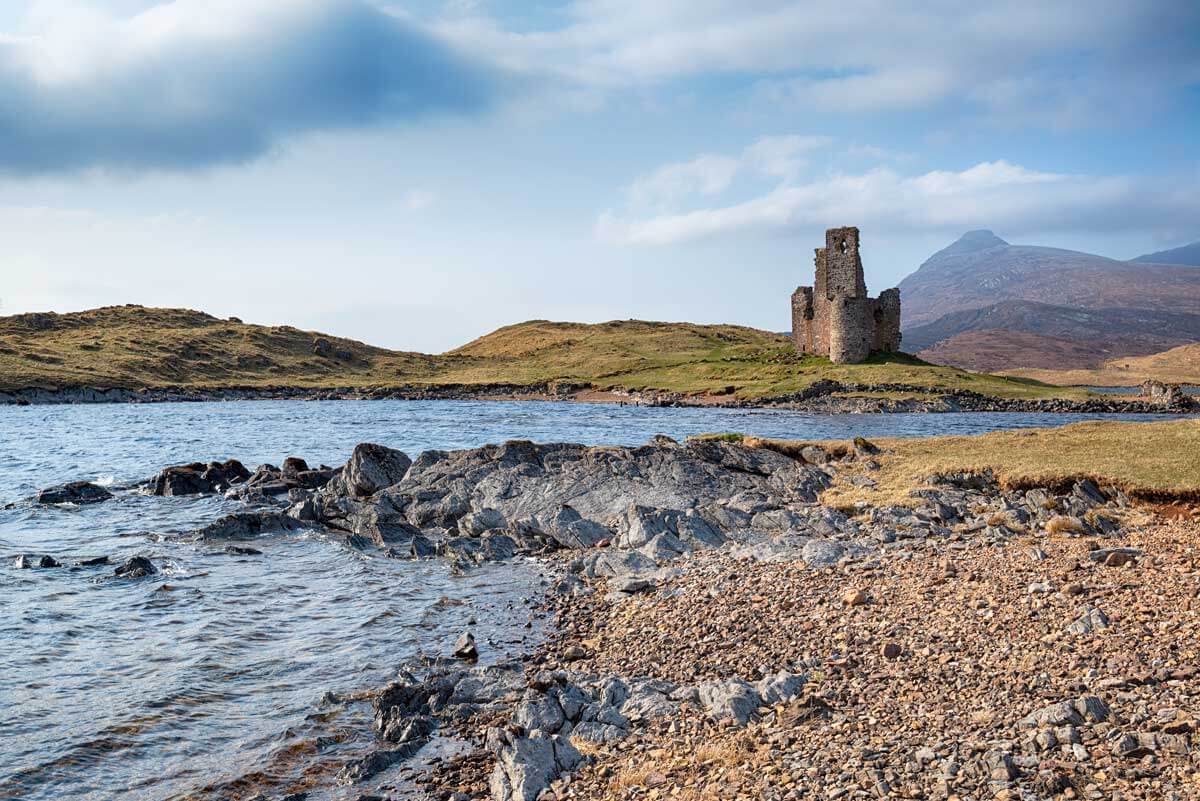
[791,226,901,364]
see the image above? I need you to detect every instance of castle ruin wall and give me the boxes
[790,226,901,364]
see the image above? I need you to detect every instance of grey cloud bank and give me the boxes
[0,0,496,174]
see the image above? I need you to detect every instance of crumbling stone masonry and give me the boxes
[791,227,901,364]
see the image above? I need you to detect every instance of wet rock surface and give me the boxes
[36,481,112,505]
[113,555,156,578]
[14,554,62,569]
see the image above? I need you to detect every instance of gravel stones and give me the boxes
[538,514,1200,801]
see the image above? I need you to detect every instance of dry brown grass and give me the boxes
[1004,342,1200,387]
[985,512,1013,528]
[1045,515,1085,536]
[744,418,1200,508]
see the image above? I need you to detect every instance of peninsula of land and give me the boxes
[1,305,1194,413]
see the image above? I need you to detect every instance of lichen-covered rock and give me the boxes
[756,671,807,704]
[801,538,845,567]
[460,508,508,535]
[512,691,565,734]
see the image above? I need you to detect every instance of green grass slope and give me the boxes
[0,305,439,389]
[0,305,1082,401]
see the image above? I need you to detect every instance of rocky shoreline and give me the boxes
[21,434,1200,800]
[1,379,1196,414]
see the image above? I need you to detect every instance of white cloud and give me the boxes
[435,0,1199,123]
[743,135,832,180]
[626,135,834,212]
[628,154,740,211]
[597,160,1200,246]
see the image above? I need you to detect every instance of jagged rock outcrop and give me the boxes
[306,437,834,569]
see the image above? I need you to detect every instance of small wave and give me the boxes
[94,474,117,487]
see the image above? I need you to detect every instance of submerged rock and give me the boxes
[152,459,250,496]
[114,556,157,579]
[190,511,310,541]
[14,554,61,569]
[37,481,112,505]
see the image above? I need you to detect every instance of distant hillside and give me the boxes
[898,231,1200,371]
[0,305,1076,401]
[1132,241,1200,266]
[915,331,1105,374]
[1004,342,1200,387]
[900,231,1200,328]
[904,300,1200,371]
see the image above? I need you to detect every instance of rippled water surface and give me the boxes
[0,400,1184,800]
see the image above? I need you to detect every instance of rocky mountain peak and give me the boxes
[937,230,1009,257]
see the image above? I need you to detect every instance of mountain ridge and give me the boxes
[1132,241,1200,266]
[898,232,1200,370]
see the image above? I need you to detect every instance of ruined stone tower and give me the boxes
[791,227,901,364]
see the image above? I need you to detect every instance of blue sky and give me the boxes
[1,0,1197,352]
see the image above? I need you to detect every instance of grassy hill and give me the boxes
[0,305,1085,401]
[0,306,441,389]
[1003,342,1200,387]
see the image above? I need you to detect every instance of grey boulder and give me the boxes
[489,730,582,801]
[698,679,761,726]
[344,443,412,497]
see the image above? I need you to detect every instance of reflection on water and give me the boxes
[0,399,1187,799]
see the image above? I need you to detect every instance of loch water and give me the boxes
[0,400,1184,800]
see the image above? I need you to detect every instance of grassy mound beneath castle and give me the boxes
[705,419,1200,506]
[0,305,1085,401]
